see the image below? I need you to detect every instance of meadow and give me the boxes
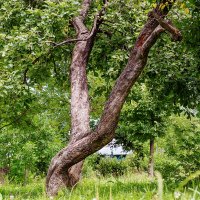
[0,172,199,200]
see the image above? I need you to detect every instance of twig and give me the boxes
[47,38,86,48]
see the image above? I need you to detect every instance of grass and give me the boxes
[0,172,199,200]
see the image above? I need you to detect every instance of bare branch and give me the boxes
[47,38,86,48]
[47,30,96,48]
[152,11,182,41]
[140,25,165,57]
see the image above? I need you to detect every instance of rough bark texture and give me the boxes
[53,0,107,190]
[148,138,155,178]
[62,0,95,189]
[46,0,182,196]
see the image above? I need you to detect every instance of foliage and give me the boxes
[0,123,64,183]
[0,1,76,182]
[144,2,200,113]
[113,1,200,178]
[161,115,200,183]
[116,115,200,185]
[0,0,78,130]
[115,82,168,164]
[95,156,128,177]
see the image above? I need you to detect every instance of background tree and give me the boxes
[116,83,168,177]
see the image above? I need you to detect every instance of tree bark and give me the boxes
[60,0,100,189]
[64,37,91,188]
[148,138,155,178]
[46,0,182,196]
[66,22,95,189]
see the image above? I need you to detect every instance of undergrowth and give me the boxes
[0,171,199,200]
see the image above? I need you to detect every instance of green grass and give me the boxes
[0,172,199,200]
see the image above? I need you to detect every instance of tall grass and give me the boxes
[0,172,199,200]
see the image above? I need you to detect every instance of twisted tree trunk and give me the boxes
[59,0,101,188]
[46,0,182,196]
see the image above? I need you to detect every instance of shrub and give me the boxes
[96,157,128,176]
[125,153,145,172]
[154,155,180,184]
[82,154,102,177]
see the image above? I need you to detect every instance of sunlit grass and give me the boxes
[0,172,199,200]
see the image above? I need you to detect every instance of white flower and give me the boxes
[92,198,97,200]
[174,191,181,199]
[10,195,14,200]
[49,196,54,200]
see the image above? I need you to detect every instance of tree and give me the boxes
[0,86,69,183]
[114,0,200,177]
[45,0,182,196]
[0,0,185,196]
[0,0,75,182]
[115,83,167,177]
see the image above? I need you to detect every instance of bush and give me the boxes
[125,153,145,172]
[154,155,180,184]
[85,153,102,167]
[96,157,128,176]
[82,154,102,177]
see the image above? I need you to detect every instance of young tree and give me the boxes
[115,83,167,177]
[46,0,182,196]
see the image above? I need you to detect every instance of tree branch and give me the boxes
[50,1,109,48]
[50,16,100,48]
[23,67,29,85]
[152,11,182,41]
[140,25,165,56]
[79,0,93,21]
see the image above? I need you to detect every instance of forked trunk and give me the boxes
[46,24,164,196]
[46,0,182,196]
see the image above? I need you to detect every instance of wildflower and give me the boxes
[10,195,14,200]
[174,191,181,199]
[49,196,54,200]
